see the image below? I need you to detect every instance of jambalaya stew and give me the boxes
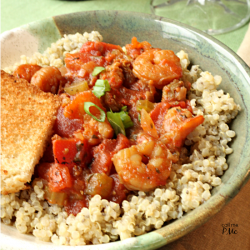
[1,31,240,246]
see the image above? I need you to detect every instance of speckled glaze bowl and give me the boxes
[1,10,250,250]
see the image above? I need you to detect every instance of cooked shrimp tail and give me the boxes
[160,107,204,150]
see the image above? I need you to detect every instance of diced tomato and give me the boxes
[72,179,85,195]
[35,162,53,181]
[108,174,128,204]
[168,101,187,110]
[65,53,101,75]
[65,53,81,71]
[167,100,193,113]
[119,87,147,107]
[91,144,112,175]
[65,41,123,79]
[150,102,171,133]
[54,107,83,138]
[65,199,87,216]
[91,134,130,175]
[125,37,152,59]
[65,53,92,71]
[53,137,89,166]
[113,134,131,155]
[80,41,123,56]
[48,163,73,192]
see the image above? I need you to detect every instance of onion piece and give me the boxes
[64,81,89,95]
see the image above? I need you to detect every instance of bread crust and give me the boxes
[1,70,61,194]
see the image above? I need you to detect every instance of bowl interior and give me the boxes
[1,10,250,250]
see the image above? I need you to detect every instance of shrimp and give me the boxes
[112,138,172,192]
[31,66,65,94]
[133,49,182,89]
[13,64,42,82]
[160,107,204,150]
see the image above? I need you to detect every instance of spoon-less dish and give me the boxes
[1,10,250,250]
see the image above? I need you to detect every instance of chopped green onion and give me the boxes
[119,111,134,129]
[84,102,106,122]
[44,186,67,206]
[121,106,128,112]
[107,111,126,136]
[138,113,141,123]
[107,109,134,135]
[64,81,89,95]
[92,66,105,76]
[92,79,111,98]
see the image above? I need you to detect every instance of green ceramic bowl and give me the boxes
[1,10,250,250]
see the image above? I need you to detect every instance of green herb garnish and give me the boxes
[92,79,111,98]
[107,111,126,136]
[119,111,134,129]
[92,66,105,76]
[84,102,106,122]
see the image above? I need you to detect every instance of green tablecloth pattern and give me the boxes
[1,0,249,52]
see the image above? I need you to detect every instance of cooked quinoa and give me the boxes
[1,31,241,246]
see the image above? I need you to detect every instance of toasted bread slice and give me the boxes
[1,70,61,195]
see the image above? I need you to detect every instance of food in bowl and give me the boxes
[0,31,240,246]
